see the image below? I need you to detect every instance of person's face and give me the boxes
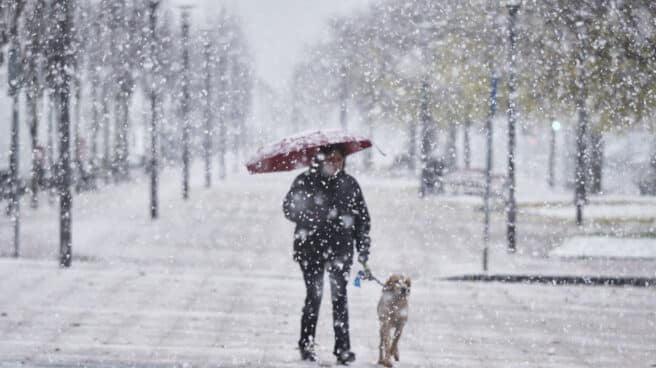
[321,150,345,176]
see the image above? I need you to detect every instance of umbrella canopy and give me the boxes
[246,130,372,174]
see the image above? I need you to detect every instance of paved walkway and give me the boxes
[0,167,654,367]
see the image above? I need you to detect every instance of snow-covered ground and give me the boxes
[0,165,655,367]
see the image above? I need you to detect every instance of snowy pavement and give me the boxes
[0,166,655,367]
[551,236,656,259]
[523,202,656,223]
[0,258,655,368]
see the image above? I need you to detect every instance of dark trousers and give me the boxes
[298,255,352,356]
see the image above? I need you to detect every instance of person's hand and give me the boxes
[358,257,372,279]
[358,254,369,272]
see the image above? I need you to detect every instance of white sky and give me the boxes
[169,0,374,89]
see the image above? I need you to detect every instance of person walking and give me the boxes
[283,143,371,365]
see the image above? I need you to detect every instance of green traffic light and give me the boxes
[552,120,561,131]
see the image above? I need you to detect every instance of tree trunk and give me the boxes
[181,10,191,199]
[203,39,212,188]
[587,131,603,195]
[562,126,575,189]
[408,119,416,172]
[52,0,73,268]
[217,54,227,180]
[419,79,435,196]
[74,80,82,192]
[363,113,373,171]
[446,121,457,170]
[482,72,498,271]
[102,85,111,183]
[7,2,24,257]
[113,95,121,180]
[506,4,519,252]
[218,118,226,180]
[58,87,73,267]
[9,93,20,257]
[90,77,99,187]
[464,119,471,170]
[150,92,159,218]
[47,91,56,204]
[149,0,160,218]
[548,123,556,188]
[574,41,588,226]
[27,89,40,209]
[339,64,348,131]
[650,137,656,173]
[233,117,246,174]
[121,94,130,179]
[113,92,130,181]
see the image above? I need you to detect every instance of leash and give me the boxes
[354,266,384,288]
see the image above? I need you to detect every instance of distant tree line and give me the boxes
[0,0,253,207]
[293,0,656,195]
[0,0,253,265]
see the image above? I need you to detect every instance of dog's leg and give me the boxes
[390,324,404,362]
[378,323,386,365]
[378,322,392,367]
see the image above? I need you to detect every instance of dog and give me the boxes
[377,274,411,367]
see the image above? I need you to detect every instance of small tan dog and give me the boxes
[377,274,411,367]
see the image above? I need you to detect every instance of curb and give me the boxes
[443,274,656,287]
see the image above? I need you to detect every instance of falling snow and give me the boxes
[0,0,655,367]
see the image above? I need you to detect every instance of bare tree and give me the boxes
[180,6,192,199]
[46,0,74,267]
[7,0,26,257]
[147,0,161,217]
[23,0,46,208]
[202,30,214,187]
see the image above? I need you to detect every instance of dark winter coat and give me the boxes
[283,168,371,264]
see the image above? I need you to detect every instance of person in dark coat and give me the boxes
[283,143,371,365]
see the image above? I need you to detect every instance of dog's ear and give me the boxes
[384,275,397,291]
[405,277,411,288]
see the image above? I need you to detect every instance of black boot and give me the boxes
[336,351,356,365]
[300,344,317,362]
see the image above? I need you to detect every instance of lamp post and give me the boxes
[506,2,520,253]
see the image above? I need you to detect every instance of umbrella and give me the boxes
[246,130,373,174]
